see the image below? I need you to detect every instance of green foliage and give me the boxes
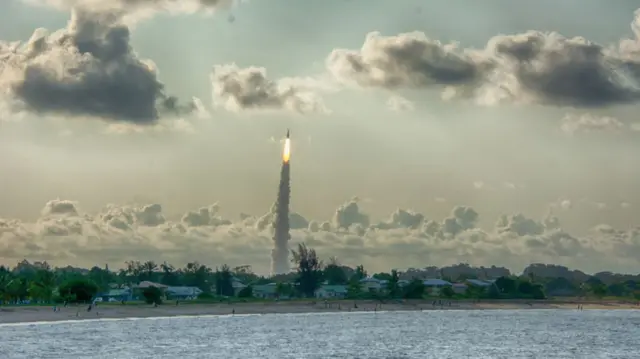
[142,286,163,305]
[237,286,253,298]
[607,283,628,297]
[590,283,607,299]
[491,276,545,299]
[465,285,486,299]
[215,265,234,297]
[440,286,455,299]
[402,279,425,299]
[386,270,401,298]
[2,260,640,307]
[487,284,500,299]
[351,265,367,282]
[495,277,518,294]
[275,283,293,298]
[544,277,577,296]
[346,280,363,298]
[323,264,348,285]
[291,243,323,297]
[58,278,98,303]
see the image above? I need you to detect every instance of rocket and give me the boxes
[286,128,290,138]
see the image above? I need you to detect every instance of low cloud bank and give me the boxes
[1,198,638,274]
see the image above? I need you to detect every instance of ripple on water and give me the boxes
[1,310,638,358]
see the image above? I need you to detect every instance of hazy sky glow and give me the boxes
[1,0,640,275]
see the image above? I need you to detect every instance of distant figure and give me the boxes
[232,309,235,315]
[87,304,92,312]
[176,300,179,306]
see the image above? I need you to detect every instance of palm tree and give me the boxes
[142,261,158,282]
[28,270,56,303]
[160,262,178,286]
[0,269,13,303]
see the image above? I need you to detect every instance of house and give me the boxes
[136,281,168,289]
[232,280,247,296]
[315,285,348,298]
[98,288,132,302]
[452,283,468,294]
[422,279,452,295]
[466,279,493,288]
[165,286,202,300]
[253,283,278,299]
[359,277,384,292]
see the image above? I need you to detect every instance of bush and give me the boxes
[237,286,253,298]
[142,286,163,305]
[440,286,455,299]
[58,278,98,303]
[197,292,215,300]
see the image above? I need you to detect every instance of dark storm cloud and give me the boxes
[0,9,192,123]
[327,10,640,108]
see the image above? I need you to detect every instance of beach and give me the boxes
[0,299,638,324]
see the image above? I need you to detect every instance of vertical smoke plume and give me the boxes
[271,136,291,275]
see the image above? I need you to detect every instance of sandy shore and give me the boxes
[0,300,637,325]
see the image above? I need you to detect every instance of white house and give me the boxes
[315,285,348,298]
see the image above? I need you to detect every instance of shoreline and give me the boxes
[1,300,638,325]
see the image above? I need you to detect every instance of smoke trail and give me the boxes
[270,155,291,275]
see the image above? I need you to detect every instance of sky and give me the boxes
[1,0,640,275]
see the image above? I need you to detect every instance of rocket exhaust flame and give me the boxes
[271,129,291,275]
[283,138,291,163]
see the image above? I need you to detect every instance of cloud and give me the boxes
[387,95,414,112]
[211,63,328,114]
[22,0,235,21]
[2,198,638,274]
[327,9,640,108]
[0,9,193,124]
[560,113,626,135]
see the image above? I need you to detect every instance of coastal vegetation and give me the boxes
[0,246,639,305]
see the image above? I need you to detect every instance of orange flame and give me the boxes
[283,138,291,163]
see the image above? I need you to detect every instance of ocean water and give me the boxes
[1,310,638,358]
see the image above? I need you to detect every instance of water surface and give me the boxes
[1,310,637,358]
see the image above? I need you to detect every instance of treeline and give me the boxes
[1,245,640,304]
